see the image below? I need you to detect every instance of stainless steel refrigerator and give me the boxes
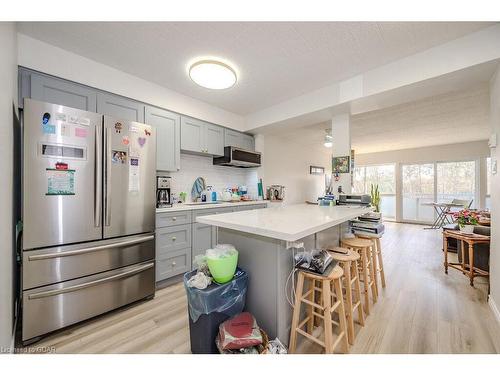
[22,99,156,343]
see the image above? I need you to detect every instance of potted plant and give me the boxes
[453,209,478,234]
[370,184,381,213]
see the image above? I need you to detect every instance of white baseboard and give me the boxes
[489,296,500,325]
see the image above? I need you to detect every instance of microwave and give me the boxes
[213,146,262,168]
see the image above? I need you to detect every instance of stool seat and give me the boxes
[327,248,360,262]
[342,237,372,248]
[302,264,344,281]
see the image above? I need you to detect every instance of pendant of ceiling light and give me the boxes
[324,129,333,148]
[189,59,237,90]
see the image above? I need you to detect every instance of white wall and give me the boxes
[164,154,259,202]
[0,22,18,351]
[17,34,246,131]
[355,140,490,166]
[261,135,332,204]
[489,66,500,321]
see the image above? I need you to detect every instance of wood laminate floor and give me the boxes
[24,222,500,354]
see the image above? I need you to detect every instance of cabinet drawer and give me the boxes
[156,211,192,227]
[156,248,191,281]
[193,207,233,221]
[156,224,191,254]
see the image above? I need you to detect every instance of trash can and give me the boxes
[183,268,248,354]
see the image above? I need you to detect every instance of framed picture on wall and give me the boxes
[332,155,350,173]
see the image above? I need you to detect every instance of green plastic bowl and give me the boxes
[207,250,238,283]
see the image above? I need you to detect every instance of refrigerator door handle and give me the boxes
[27,234,155,261]
[105,127,112,226]
[27,262,154,300]
[94,122,102,227]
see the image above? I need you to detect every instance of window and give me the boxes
[402,163,435,222]
[436,161,475,208]
[352,164,396,219]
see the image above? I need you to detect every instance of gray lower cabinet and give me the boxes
[156,248,191,281]
[30,73,97,112]
[155,204,267,282]
[145,106,180,171]
[192,223,216,267]
[97,92,145,122]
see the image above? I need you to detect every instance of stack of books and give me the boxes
[350,212,384,236]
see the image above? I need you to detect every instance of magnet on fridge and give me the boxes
[42,112,51,125]
[138,137,146,147]
[55,113,67,122]
[114,122,123,134]
[122,136,130,146]
[68,115,78,124]
[144,129,151,136]
[79,117,91,126]
[60,123,70,137]
[42,123,56,134]
[75,127,88,138]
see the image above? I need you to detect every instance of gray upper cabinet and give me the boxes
[180,116,205,153]
[224,128,241,148]
[30,74,97,112]
[145,106,180,171]
[206,124,224,156]
[97,92,145,122]
[224,128,255,151]
[241,133,255,151]
[180,116,224,156]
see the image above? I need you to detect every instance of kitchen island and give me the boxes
[196,203,372,344]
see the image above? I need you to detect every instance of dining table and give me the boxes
[421,202,464,229]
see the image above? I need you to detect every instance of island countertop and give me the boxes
[196,203,372,241]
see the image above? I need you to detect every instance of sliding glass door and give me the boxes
[436,161,475,208]
[352,164,396,219]
[402,163,435,222]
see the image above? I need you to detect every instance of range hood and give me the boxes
[213,146,262,168]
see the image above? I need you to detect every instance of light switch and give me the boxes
[492,159,497,175]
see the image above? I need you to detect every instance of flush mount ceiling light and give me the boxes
[324,129,333,148]
[189,59,237,90]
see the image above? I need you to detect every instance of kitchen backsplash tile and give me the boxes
[159,153,259,202]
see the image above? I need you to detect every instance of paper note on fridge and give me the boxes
[46,168,75,195]
[129,158,140,192]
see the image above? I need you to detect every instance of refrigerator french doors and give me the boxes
[23,99,103,250]
[22,99,156,343]
[103,116,156,238]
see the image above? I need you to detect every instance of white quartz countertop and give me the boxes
[196,204,372,241]
[156,200,268,213]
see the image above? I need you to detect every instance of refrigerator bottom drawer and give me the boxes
[22,261,155,342]
[23,233,155,290]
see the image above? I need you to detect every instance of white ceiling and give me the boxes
[17,22,494,115]
[273,85,491,154]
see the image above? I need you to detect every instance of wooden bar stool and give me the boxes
[341,237,377,315]
[327,247,365,345]
[356,234,386,289]
[289,265,349,354]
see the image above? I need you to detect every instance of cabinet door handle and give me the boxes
[171,236,177,241]
[172,217,177,221]
[172,261,177,267]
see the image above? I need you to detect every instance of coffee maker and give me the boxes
[156,176,172,208]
